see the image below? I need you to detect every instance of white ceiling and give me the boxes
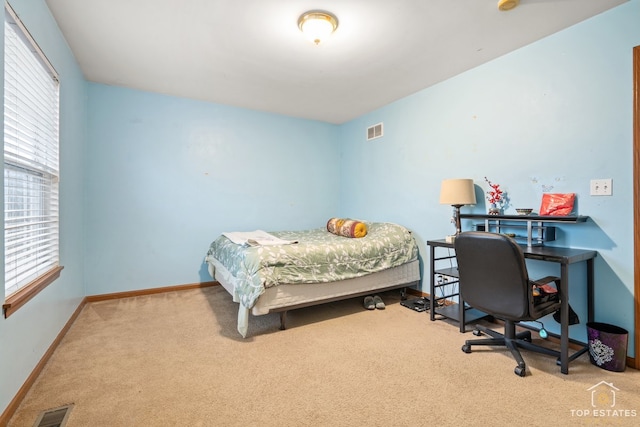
[44,0,627,124]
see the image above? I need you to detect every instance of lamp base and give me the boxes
[445,235,456,244]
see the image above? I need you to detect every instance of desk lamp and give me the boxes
[439,179,476,238]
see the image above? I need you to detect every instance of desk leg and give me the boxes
[459,292,466,333]
[560,263,569,374]
[429,245,436,321]
[587,258,594,323]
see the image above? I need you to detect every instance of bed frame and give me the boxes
[211,258,420,330]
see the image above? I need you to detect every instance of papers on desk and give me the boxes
[222,230,298,247]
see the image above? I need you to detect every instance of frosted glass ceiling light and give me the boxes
[298,11,338,45]
[498,0,520,11]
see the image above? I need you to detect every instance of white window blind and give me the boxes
[4,4,60,296]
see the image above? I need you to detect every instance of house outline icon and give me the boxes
[587,381,619,408]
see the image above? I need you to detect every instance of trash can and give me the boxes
[586,322,628,372]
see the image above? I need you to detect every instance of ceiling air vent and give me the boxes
[367,123,383,141]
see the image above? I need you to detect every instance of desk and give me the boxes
[427,239,597,374]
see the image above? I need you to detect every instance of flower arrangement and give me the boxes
[484,176,503,206]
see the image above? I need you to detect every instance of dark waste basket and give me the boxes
[586,322,628,372]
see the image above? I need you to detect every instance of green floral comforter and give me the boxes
[205,222,418,310]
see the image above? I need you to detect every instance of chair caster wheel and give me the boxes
[472,329,483,336]
[462,344,471,353]
[514,366,526,377]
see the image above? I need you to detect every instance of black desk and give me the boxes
[427,239,597,374]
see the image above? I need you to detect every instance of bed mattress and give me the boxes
[205,221,420,337]
[205,221,419,310]
[210,257,420,315]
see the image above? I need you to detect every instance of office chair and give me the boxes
[454,231,562,377]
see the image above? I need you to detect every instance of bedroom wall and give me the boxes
[1,1,638,418]
[0,0,87,417]
[339,1,640,353]
[84,84,340,296]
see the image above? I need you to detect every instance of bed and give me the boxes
[204,221,420,337]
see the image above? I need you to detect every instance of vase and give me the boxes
[488,203,501,215]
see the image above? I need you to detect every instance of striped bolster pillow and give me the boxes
[326,218,368,238]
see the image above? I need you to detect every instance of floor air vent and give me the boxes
[367,123,383,140]
[33,404,73,427]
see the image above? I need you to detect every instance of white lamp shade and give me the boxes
[439,179,476,206]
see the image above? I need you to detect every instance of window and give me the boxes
[3,3,62,317]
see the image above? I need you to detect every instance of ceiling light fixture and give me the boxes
[498,0,520,11]
[298,10,338,45]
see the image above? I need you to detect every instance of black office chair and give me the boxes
[454,231,562,377]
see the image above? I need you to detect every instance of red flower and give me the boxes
[484,177,503,204]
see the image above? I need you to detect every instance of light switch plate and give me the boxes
[590,179,612,196]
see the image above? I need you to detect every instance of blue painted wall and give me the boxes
[1,0,640,418]
[340,1,640,349]
[0,0,87,417]
[85,85,340,295]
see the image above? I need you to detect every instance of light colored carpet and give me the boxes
[8,286,640,426]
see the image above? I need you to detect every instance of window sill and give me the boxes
[3,266,64,318]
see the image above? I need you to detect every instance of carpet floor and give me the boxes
[8,286,640,426]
